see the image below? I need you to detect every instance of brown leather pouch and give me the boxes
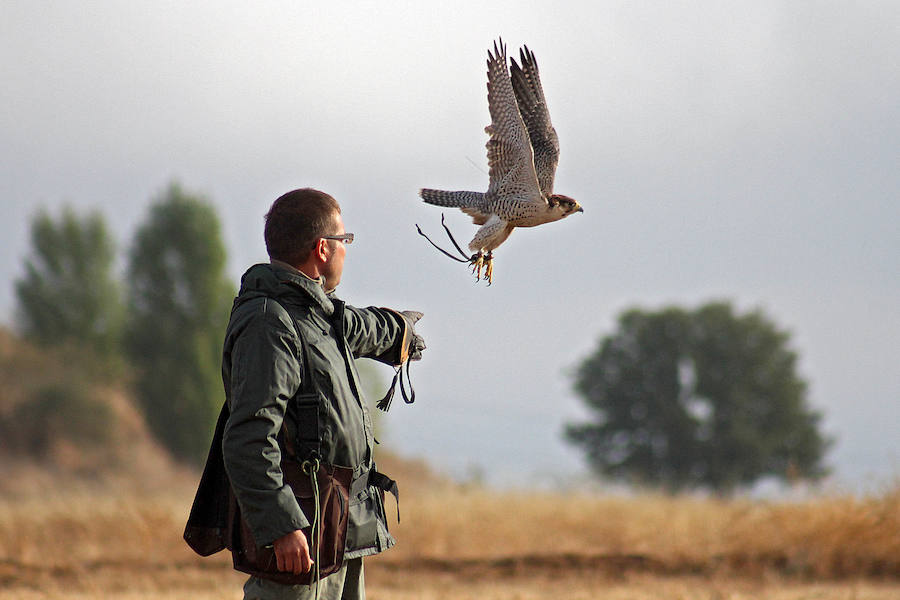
[228,460,354,585]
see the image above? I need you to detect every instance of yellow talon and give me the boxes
[470,253,484,281]
[467,252,493,283]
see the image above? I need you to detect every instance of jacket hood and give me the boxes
[236,263,335,315]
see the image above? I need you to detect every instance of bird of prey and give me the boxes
[419,39,583,284]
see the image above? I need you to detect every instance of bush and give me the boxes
[10,383,115,457]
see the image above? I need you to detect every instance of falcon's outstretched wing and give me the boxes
[484,40,543,206]
[509,45,560,197]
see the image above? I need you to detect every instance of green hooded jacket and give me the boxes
[220,263,409,558]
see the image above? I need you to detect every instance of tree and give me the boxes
[14,207,124,365]
[126,183,234,464]
[565,301,831,494]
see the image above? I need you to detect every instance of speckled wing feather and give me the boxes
[509,45,560,197]
[484,40,545,212]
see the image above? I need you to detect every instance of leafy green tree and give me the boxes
[565,302,831,494]
[14,207,124,364]
[126,183,234,464]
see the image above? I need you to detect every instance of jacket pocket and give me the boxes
[344,470,397,555]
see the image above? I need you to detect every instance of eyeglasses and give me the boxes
[321,233,354,245]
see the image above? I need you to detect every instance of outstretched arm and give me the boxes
[343,305,425,365]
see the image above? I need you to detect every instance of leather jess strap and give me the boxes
[376,360,415,412]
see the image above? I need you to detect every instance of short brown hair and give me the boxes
[264,188,341,265]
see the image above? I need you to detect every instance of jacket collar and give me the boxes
[237,262,336,316]
[271,262,335,316]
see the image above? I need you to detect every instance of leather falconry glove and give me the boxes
[378,311,424,411]
[400,310,426,361]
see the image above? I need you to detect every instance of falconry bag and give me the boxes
[184,301,353,585]
[229,455,354,585]
[184,401,354,585]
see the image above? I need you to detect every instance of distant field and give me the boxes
[0,459,897,599]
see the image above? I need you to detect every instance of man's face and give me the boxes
[321,212,347,292]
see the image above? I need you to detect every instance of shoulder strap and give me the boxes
[268,297,321,462]
[268,297,314,395]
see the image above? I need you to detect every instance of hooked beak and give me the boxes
[575,203,584,213]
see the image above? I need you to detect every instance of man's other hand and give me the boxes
[273,529,313,574]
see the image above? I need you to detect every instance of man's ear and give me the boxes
[313,238,329,262]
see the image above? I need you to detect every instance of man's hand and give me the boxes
[273,529,313,574]
[400,310,426,361]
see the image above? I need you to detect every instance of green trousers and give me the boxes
[242,558,365,600]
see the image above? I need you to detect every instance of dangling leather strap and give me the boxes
[376,360,415,412]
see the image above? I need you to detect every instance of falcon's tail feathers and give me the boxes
[419,189,484,209]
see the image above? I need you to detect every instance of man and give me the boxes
[209,188,424,599]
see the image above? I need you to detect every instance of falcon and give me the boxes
[418,39,583,284]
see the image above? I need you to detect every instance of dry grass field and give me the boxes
[0,455,898,599]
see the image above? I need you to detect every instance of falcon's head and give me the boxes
[549,194,584,218]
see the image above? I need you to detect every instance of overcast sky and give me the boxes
[2,2,898,492]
